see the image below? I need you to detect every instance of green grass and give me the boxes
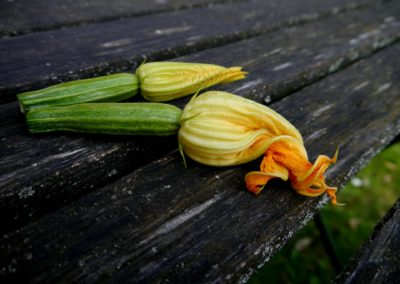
[248,142,400,284]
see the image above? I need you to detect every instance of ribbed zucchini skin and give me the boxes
[17,73,139,113]
[26,103,182,136]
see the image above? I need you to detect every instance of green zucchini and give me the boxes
[17,73,139,113]
[26,103,182,136]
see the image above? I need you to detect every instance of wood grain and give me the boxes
[0,0,245,36]
[1,42,399,283]
[335,199,400,283]
[1,2,399,233]
[0,0,374,103]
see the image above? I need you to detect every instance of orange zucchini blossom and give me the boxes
[178,91,339,204]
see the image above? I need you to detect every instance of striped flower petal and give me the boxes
[178,91,339,204]
[136,62,247,102]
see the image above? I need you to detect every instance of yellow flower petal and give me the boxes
[179,91,304,166]
[136,62,247,102]
[178,91,338,204]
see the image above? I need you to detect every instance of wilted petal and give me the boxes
[247,140,338,204]
[245,148,290,194]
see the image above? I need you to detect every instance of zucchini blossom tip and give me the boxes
[136,62,247,102]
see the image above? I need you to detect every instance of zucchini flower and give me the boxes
[136,62,246,102]
[178,91,339,204]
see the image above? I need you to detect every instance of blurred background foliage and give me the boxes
[249,142,400,284]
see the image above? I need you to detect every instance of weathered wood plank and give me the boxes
[0,0,374,103]
[1,2,399,233]
[335,199,400,283]
[1,42,399,283]
[0,0,243,36]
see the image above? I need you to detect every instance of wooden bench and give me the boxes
[1,0,399,282]
[335,198,400,283]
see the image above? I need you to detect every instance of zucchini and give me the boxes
[17,73,139,113]
[26,103,182,136]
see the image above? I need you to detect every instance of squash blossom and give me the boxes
[136,62,247,102]
[178,91,339,204]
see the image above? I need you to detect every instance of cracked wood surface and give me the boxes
[1,42,400,282]
[1,1,399,233]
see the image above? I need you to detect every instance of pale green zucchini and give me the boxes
[17,73,139,113]
[26,103,182,136]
